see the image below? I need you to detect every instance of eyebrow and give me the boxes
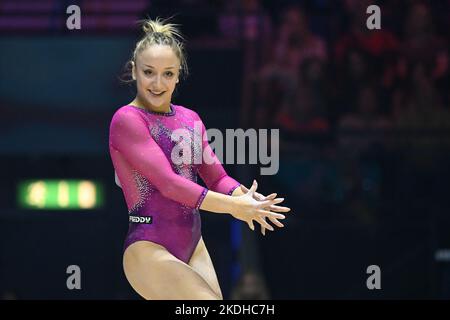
[144,64,176,69]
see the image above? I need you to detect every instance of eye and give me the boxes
[165,71,174,77]
[144,70,152,75]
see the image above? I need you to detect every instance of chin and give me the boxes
[149,100,166,107]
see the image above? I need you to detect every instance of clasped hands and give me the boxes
[230,180,291,236]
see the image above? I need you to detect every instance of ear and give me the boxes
[131,61,136,80]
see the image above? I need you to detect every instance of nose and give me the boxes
[153,75,163,89]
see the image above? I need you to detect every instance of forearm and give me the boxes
[199,190,236,215]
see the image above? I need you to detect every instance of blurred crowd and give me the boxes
[233,0,450,139]
[153,0,449,149]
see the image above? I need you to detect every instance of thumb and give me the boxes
[249,180,258,195]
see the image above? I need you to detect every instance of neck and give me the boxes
[131,97,171,113]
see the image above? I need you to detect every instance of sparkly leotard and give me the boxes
[109,104,240,263]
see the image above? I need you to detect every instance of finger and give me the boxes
[258,198,284,208]
[259,193,276,200]
[257,217,274,231]
[267,205,291,213]
[269,212,286,220]
[240,185,248,193]
[258,209,286,219]
[254,192,265,201]
[255,192,276,201]
[249,180,258,194]
[261,225,266,236]
[253,180,258,193]
[247,219,255,231]
[272,198,285,204]
[268,216,284,228]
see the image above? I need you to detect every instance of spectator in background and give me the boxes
[255,5,327,129]
[230,269,270,299]
[394,63,450,129]
[400,2,449,108]
[339,85,391,129]
[217,0,240,39]
[219,0,273,129]
[401,2,447,66]
[390,60,450,162]
[402,1,450,109]
[336,49,372,116]
[432,49,449,108]
[258,4,328,85]
[334,0,399,74]
[272,5,327,74]
[275,57,330,134]
[338,85,391,151]
[218,0,273,63]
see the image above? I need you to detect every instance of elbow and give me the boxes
[208,173,228,192]
[158,185,171,199]
[156,175,184,201]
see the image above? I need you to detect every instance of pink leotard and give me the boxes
[109,104,240,263]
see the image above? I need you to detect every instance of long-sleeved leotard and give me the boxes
[109,104,241,263]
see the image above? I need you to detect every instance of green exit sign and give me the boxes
[18,180,104,210]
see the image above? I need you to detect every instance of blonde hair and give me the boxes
[124,17,188,82]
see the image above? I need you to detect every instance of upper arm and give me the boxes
[194,111,240,195]
[109,108,207,208]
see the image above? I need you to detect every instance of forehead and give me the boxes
[137,44,179,67]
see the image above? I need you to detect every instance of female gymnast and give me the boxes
[109,17,291,300]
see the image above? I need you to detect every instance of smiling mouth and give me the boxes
[149,90,165,97]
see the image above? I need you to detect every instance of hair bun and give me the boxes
[141,17,183,40]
